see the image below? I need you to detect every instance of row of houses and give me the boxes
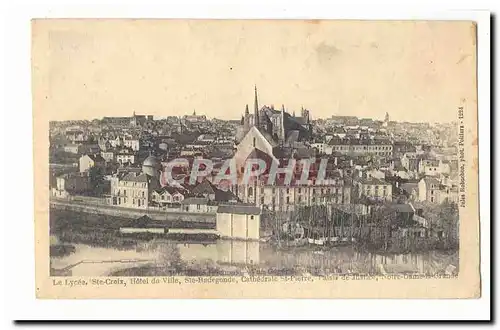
[312,138,393,157]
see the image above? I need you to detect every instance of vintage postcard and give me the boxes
[33,19,480,298]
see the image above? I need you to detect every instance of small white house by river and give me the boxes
[216,204,261,240]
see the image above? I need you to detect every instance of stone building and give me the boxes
[108,156,162,208]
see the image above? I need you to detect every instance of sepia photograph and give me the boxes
[31,18,481,299]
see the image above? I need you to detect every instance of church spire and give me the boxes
[254,85,259,127]
[245,104,249,115]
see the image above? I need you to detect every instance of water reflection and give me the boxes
[51,239,458,276]
[176,240,260,265]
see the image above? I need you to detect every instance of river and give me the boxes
[49,208,458,277]
[50,238,458,277]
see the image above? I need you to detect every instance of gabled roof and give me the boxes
[421,177,440,186]
[245,147,275,165]
[191,179,217,195]
[154,186,186,195]
[83,154,105,162]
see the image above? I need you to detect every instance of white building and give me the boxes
[116,152,136,165]
[417,177,440,203]
[180,197,217,213]
[123,138,140,151]
[216,204,261,240]
[418,177,458,204]
[356,177,393,202]
[79,154,105,173]
[327,138,393,157]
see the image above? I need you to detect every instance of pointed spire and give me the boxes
[193,109,196,116]
[254,85,259,127]
[245,104,249,115]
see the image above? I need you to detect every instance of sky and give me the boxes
[32,19,477,123]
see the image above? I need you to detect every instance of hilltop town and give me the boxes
[49,86,460,251]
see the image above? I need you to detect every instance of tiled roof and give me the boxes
[122,172,149,183]
[181,197,209,205]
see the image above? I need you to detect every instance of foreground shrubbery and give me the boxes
[50,244,76,258]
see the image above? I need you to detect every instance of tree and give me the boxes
[88,166,105,196]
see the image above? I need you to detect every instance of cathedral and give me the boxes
[239,86,313,147]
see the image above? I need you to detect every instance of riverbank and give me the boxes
[268,236,458,255]
[50,197,216,224]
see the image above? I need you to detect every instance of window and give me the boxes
[298,188,302,194]
[430,197,434,203]
[197,204,201,210]
[248,187,253,197]
[250,215,254,220]
[260,197,264,204]
[253,137,256,147]
[286,188,290,194]
[286,197,290,203]
[298,196,302,203]
[142,191,145,198]
[260,188,264,194]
